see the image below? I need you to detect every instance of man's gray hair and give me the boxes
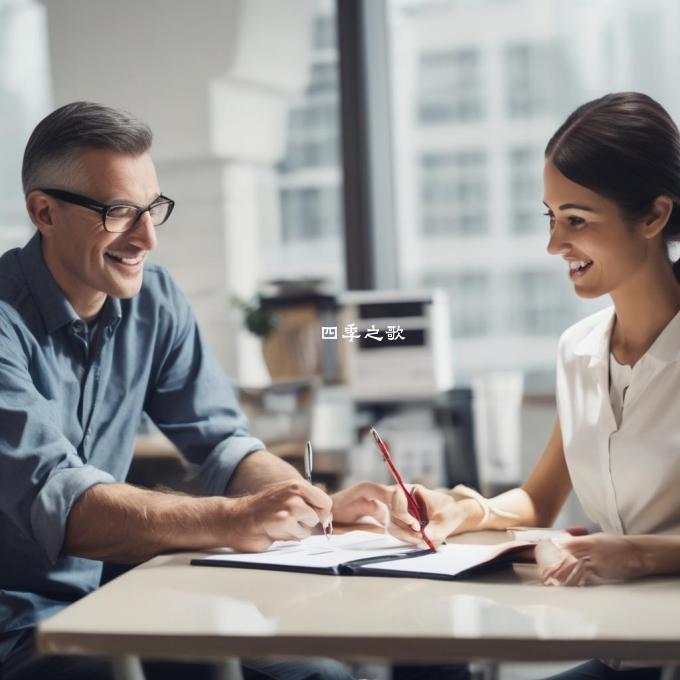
[22,101,153,195]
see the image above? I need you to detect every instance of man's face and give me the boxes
[41,148,161,310]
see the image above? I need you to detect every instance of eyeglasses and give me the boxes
[370,427,437,552]
[39,188,175,233]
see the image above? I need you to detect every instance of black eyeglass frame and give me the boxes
[38,188,175,233]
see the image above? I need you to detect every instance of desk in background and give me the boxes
[132,432,347,493]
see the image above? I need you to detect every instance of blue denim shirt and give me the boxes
[0,233,265,663]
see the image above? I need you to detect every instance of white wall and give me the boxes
[41,0,313,378]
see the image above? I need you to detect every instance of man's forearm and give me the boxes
[63,451,308,563]
[63,483,234,563]
[226,449,302,496]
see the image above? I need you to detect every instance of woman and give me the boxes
[332,92,680,679]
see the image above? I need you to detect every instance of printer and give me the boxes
[339,289,453,401]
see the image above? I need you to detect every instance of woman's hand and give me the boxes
[331,482,484,547]
[536,533,646,586]
[388,485,484,548]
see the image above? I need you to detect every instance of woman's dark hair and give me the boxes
[545,92,680,279]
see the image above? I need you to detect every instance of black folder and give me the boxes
[190,533,532,581]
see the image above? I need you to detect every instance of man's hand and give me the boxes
[536,533,646,586]
[331,482,483,548]
[63,478,332,562]
[225,479,333,552]
[330,481,396,526]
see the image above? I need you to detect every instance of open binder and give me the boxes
[190,530,533,581]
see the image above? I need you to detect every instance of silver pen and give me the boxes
[304,440,333,540]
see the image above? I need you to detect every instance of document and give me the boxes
[191,531,532,580]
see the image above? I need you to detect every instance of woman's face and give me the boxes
[543,160,649,299]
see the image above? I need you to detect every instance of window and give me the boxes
[307,63,338,96]
[268,0,344,286]
[418,49,483,123]
[280,187,340,242]
[313,13,336,50]
[509,146,544,234]
[420,152,487,236]
[511,271,574,336]
[423,271,490,337]
[505,43,564,118]
[378,0,680,383]
[0,1,51,253]
[280,104,339,171]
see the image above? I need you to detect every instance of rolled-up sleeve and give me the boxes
[144,274,265,494]
[0,319,115,564]
[30,465,115,562]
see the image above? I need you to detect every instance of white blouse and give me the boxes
[556,306,680,536]
[608,352,632,429]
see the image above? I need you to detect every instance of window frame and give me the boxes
[336,0,399,290]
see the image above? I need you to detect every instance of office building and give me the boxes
[271,0,680,385]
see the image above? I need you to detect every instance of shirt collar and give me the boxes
[573,305,680,367]
[645,308,680,366]
[573,307,615,365]
[99,294,122,330]
[17,232,122,334]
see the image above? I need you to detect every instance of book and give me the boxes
[190,530,533,581]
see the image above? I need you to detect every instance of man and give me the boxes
[0,102,353,680]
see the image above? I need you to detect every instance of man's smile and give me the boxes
[104,249,146,266]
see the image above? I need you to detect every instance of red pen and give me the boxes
[370,427,437,552]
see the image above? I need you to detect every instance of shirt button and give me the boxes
[72,321,85,333]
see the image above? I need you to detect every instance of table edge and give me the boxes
[35,631,680,664]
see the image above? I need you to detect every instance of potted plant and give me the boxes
[232,294,280,339]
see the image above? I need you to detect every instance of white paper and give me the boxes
[359,540,530,577]
[198,531,416,570]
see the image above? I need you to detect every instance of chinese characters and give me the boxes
[321,324,406,342]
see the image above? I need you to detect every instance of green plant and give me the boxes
[232,295,280,338]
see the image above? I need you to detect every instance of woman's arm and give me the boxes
[637,535,680,576]
[359,417,574,547]
[516,416,574,527]
[537,533,680,586]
